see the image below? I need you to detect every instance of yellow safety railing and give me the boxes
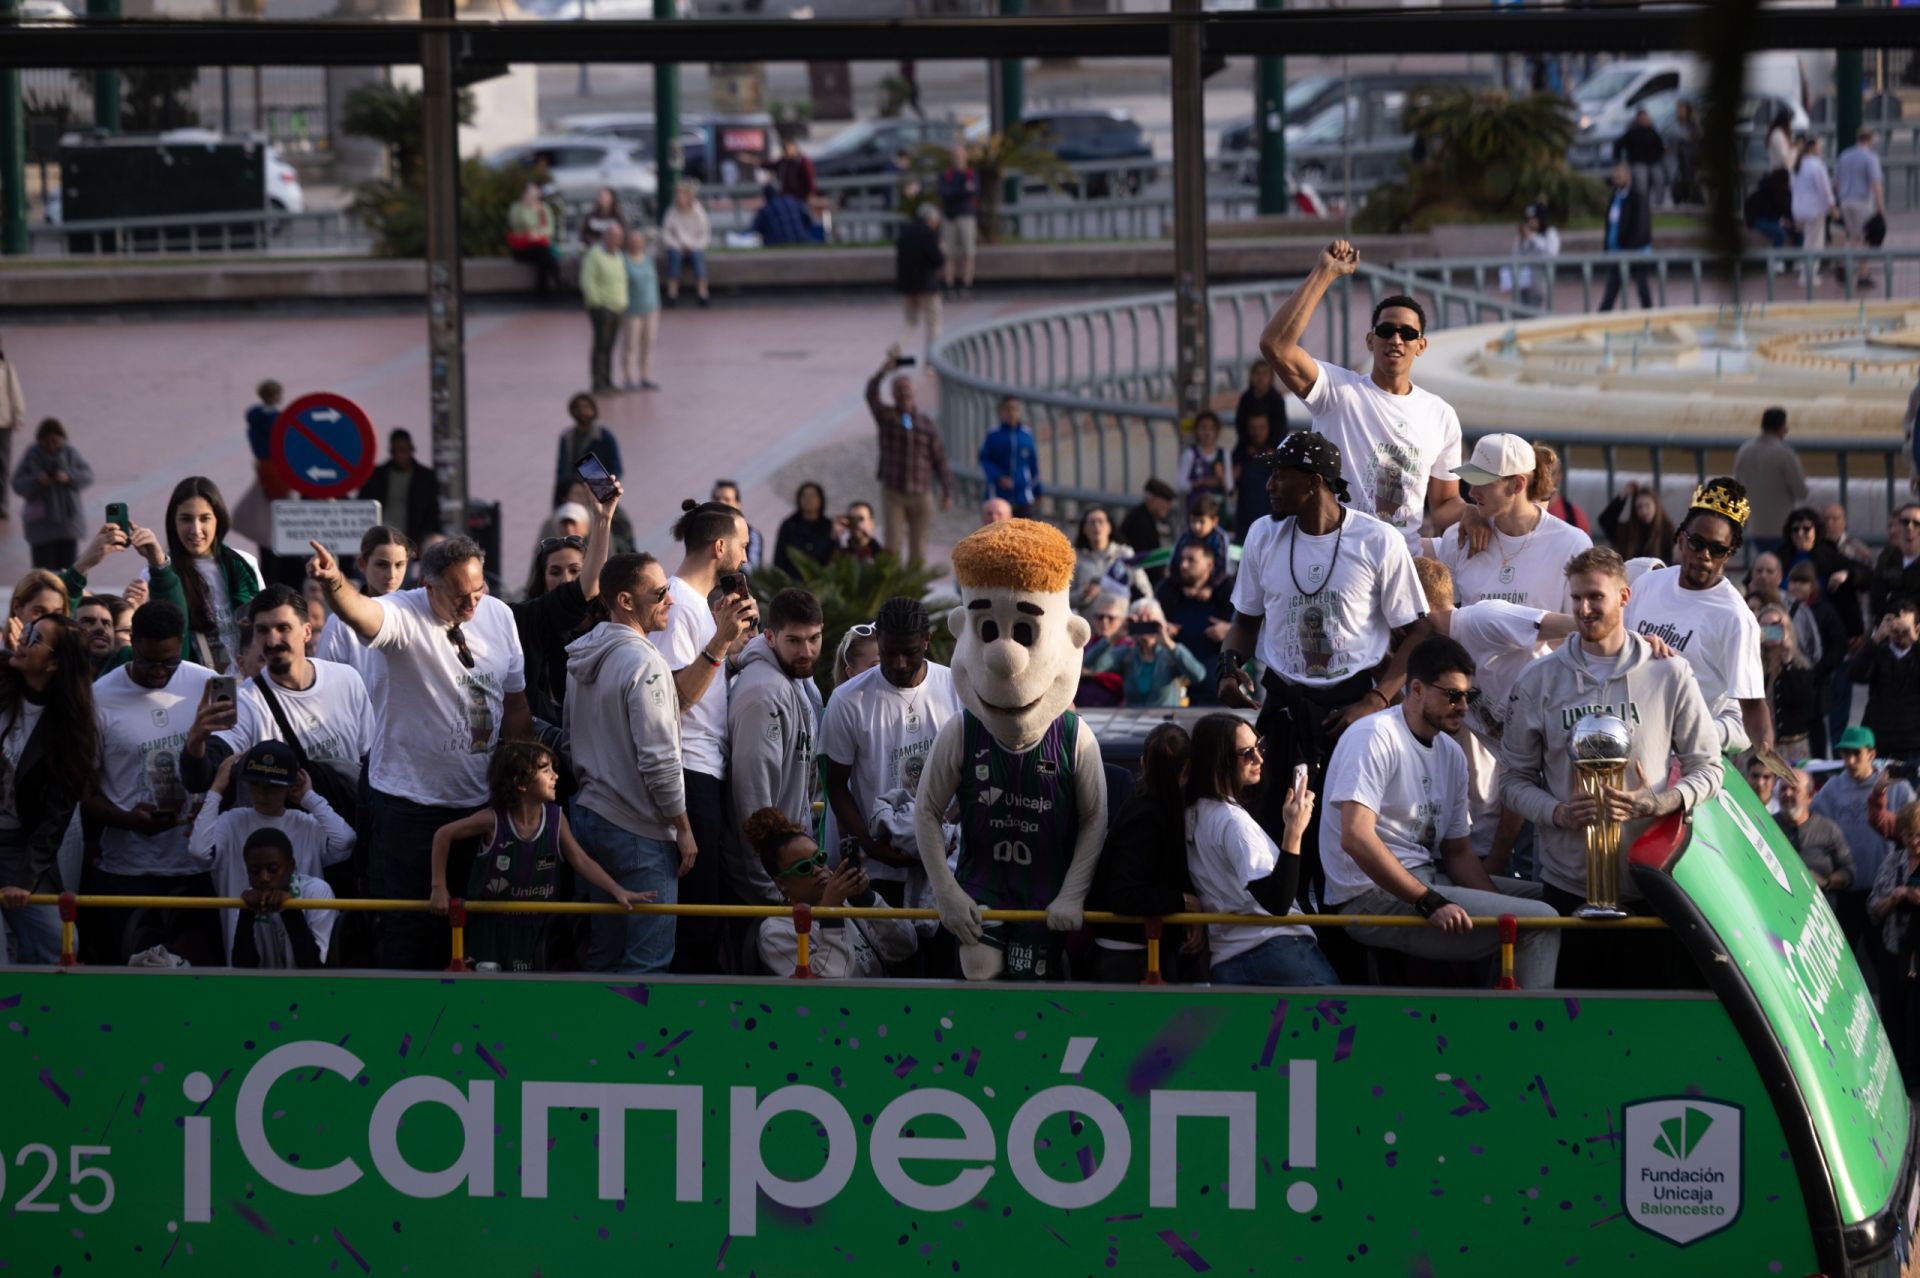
[24,892,1667,986]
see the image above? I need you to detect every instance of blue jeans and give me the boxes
[573,804,679,975]
[665,247,707,283]
[1210,934,1337,987]
[1,901,62,965]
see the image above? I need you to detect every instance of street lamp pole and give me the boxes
[1171,0,1210,437]
[422,0,470,529]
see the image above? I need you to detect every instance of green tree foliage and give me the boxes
[340,82,476,188]
[1356,86,1606,233]
[748,551,956,701]
[900,125,1069,243]
[343,83,516,257]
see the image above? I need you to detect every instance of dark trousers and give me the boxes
[82,867,221,966]
[1541,882,1705,990]
[1599,261,1654,311]
[511,243,561,296]
[1253,668,1373,909]
[29,539,77,570]
[670,769,727,975]
[588,306,621,391]
[369,788,474,970]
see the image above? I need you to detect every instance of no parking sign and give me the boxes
[270,393,378,500]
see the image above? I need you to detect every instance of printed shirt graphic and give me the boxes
[218,659,377,766]
[955,709,1079,909]
[1623,568,1763,714]
[0,700,44,830]
[1232,509,1425,687]
[1622,1098,1743,1245]
[92,662,217,876]
[465,803,564,972]
[821,662,960,882]
[1433,511,1590,613]
[1301,361,1462,547]
[1319,708,1470,906]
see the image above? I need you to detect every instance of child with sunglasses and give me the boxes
[429,739,652,972]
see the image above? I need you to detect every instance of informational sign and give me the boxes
[0,975,1813,1274]
[1666,774,1907,1227]
[270,392,377,500]
[270,499,382,558]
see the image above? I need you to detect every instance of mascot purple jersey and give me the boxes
[955,708,1081,908]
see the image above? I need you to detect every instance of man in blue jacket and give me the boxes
[977,396,1043,518]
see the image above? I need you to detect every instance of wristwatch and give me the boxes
[1414,889,1450,919]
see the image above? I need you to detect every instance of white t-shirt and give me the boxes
[192,796,355,961]
[1623,567,1763,726]
[1448,599,1550,748]
[0,700,45,830]
[1231,508,1425,686]
[93,662,217,876]
[1320,707,1470,906]
[367,590,526,808]
[1433,509,1590,612]
[1301,361,1463,546]
[650,576,727,778]
[1187,799,1312,965]
[316,617,388,711]
[216,659,376,767]
[820,662,960,882]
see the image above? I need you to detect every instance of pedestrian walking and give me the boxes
[11,418,92,569]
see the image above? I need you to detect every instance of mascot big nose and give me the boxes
[913,518,1109,981]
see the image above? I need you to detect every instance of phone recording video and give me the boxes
[574,451,619,504]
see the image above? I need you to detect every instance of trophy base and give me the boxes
[1573,903,1632,921]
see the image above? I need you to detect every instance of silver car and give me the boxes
[487,134,658,216]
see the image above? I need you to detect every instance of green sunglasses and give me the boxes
[775,848,829,880]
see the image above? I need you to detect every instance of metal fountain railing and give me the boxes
[931,247,1920,530]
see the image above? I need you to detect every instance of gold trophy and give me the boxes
[1570,712,1633,920]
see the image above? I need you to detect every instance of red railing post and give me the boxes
[445,898,468,973]
[1494,914,1519,990]
[790,903,818,979]
[57,892,79,967]
[1140,915,1166,985]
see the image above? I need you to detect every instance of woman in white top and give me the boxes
[660,183,712,308]
[1790,135,1836,285]
[1186,713,1336,986]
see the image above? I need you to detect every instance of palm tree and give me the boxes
[904,126,1070,242]
[341,82,475,188]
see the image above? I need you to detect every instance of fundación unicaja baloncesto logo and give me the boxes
[1623,1098,1744,1245]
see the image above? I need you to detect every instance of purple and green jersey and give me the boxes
[955,709,1082,911]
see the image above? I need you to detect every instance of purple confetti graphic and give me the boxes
[1076,1146,1096,1180]
[1333,1026,1356,1063]
[39,1068,70,1107]
[1257,999,1290,1069]
[398,1032,413,1059]
[1156,1230,1213,1273]
[717,1234,733,1266]
[653,1030,692,1058]
[893,1056,919,1080]
[0,992,20,1009]
[231,1200,275,1236]
[1313,999,1347,1026]
[133,1091,146,1117]
[1563,998,1581,1021]
[474,1042,508,1079]
[333,1228,371,1273]
[1534,1073,1557,1118]
[963,1048,980,1077]
[607,984,651,1006]
[1127,1009,1224,1094]
[1448,1079,1490,1116]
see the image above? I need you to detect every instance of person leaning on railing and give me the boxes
[747,806,915,978]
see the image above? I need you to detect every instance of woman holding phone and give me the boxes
[1083,599,1206,708]
[159,476,260,674]
[515,480,621,729]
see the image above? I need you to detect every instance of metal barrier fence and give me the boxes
[25,206,364,255]
[931,247,1920,526]
[17,890,1663,986]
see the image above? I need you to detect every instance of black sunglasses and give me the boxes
[1899,517,1920,529]
[1235,740,1266,763]
[540,535,586,553]
[1434,687,1471,706]
[1373,321,1422,343]
[446,624,476,670]
[1683,532,1735,560]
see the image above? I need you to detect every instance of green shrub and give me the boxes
[749,551,957,701]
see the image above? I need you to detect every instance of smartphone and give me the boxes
[1126,619,1159,637]
[718,572,749,598]
[574,451,618,504]
[106,502,131,536]
[1760,622,1786,643]
[1294,764,1309,792]
[895,354,917,367]
[209,675,237,706]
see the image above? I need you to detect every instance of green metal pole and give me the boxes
[1835,0,1862,157]
[0,0,24,256]
[653,0,679,225]
[1255,0,1285,216]
[87,0,121,133]
[998,0,1024,209]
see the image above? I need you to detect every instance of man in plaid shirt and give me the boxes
[867,346,954,566]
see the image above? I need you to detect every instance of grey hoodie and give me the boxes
[1498,630,1722,899]
[564,622,686,840]
[726,635,824,903]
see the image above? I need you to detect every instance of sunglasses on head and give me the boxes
[847,623,877,638]
[1684,532,1735,560]
[540,535,586,553]
[1373,321,1422,343]
[446,624,476,670]
[775,847,829,880]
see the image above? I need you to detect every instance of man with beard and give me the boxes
[180,585,375,808]
[1217,430,1426,905]
[1624,478,1772,756]
[726,588,825,906]
[1154,540,1235,703]
[1258,239,1471,550]
[823,597,961,911]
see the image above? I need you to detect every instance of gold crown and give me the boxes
[1689,483,1750,528]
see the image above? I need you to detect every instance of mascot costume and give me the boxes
[915,519,1109,980]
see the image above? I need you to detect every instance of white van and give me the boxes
[1571,54,1811,144]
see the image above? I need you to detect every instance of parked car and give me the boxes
[809,116,965,182]
[1566,88,1809,172]
[961,107,1155,197]
[156,128,305,213]
[554,112,712,181]
[1569,54,1811,152]
[20,0,75,22]
[486,134,657,216]
[1281,94,1418,197]
[1218,70,1493,161]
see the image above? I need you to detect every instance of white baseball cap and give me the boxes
[1453,434,1536,487]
